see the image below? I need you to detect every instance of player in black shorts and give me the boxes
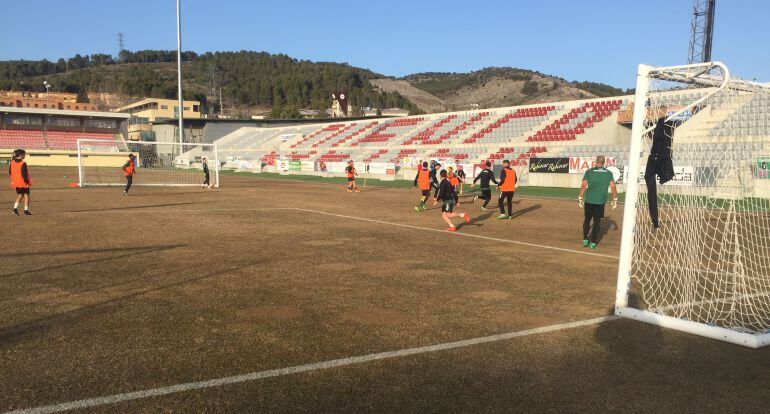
[413,161,432,211]
[472,161,498,210]
[345,160,359,192]
[435,169,470,231]
[456,165,467,195]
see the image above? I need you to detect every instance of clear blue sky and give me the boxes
[1,0,768,88]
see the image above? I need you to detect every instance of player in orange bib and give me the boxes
[497,159,518,219]
[9,149,31,215]
[122,154,137,196]
[447,166,461,206]
[413,161,431,211]
[345,160,359,192]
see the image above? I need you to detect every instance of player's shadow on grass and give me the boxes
[596,218,619,244]
[0,258,267,345]
[0,246,170,258]
[508,204,542,220]
[470,211,496,224]
[0,244,185,279]
[127,191,221,197]
[63,201,214,214]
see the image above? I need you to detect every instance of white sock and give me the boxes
[24,206,29,211]
[14,202,19,209]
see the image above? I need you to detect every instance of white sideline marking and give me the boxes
[295,208,620,259]
[54,207,618,259]
[3,315,617,414]
[56,207,292,215]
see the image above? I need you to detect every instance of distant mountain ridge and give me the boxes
[0,51,630,116]
[372,67,632,113]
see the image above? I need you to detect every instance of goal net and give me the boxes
[616,62,770,348]
[77,139,219,187]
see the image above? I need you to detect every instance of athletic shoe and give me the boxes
[346,188,352,192]
[414,206,421,212]
[590,243,597,250]
[464,214,471,223]
[472,195,478,203]
[12,209,19,215]
[508,215,514,220]
[23,210,31,216]
[583,239,589,248]
[123,191,128,196]
[446,226,457,232]
[496,214,507,219]
[480,206,487,211]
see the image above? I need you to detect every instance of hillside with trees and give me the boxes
[0,50,420,117]
[372,67,632,112]
[0,52,630,117]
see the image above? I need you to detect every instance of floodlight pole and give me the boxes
[176,0,184,155]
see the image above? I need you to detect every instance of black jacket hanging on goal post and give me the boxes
[644,117,676,228]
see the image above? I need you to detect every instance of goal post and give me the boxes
[77,139,220,188]
[616,62,770,348]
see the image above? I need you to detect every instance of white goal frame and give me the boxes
[615,62,770,348]
[77,139,220,188]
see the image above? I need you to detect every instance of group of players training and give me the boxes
[407,156,618,249]
[7,150,214,216]
[9,149,617,249]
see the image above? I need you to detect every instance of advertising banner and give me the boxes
[528,157,570,174]
[324,162,347,173]
[276,158,289,172]
[636,165,694,186]
[757,157,770,179]
[300,160,315,172]
[367,162,396,175]
[289,160,301,171]
[569,157,618,174]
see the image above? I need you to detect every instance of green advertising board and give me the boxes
[757,157,770,179]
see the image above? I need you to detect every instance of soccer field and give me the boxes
[2,167,769,413]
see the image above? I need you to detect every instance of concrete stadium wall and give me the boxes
[0,149,126,167]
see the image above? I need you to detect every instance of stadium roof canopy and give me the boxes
[0,106,130,119]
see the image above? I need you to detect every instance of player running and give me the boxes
[472,161,498,210]
[447,166,461,206]
[413,161,431,211]
[435,169,470,231]
[456,165,467,195]
[496,159,517,219]
[578,155,618,249]
[9,149,31,215]
[202,157,211,189]
[430,162,441,205]
[122,154,137,196]
[345,160,360,192]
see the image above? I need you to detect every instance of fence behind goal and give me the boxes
[616,62,770,348]
[77,139,219,187]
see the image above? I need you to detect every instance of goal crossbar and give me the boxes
[77,139,219,188]
[616,62,770,348]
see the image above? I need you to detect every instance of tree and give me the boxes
[76,89,89,103]
[522,80,539,96]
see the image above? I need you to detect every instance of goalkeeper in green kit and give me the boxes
[578,156,618,250]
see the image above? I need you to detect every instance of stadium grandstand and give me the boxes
[181,95,634,188]
[0,106,129,165]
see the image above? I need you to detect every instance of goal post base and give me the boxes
[615,307,770,349]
